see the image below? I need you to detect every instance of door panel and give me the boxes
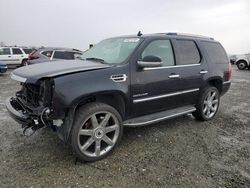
[130,39,185,117]
[131,68,184,117]
[172,39,208,105]
[129,38,206,118]
[11,48,24,64]
[0,48,13,64]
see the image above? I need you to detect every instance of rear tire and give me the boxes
[71,102,123,162]
[237,61,247,70]
[193,86,220,121]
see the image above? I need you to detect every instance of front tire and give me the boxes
[237,61,247,70]
[71,102,123,162]
[193,86,220,121]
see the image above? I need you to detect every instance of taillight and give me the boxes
[228,63,232,81]
[28,50,39,60]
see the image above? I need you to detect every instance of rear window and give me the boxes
[12,48,23,55]
[0,48,11,55]
[201,42,228,64]
[53,51,75,60]
[175,40,201,65]
[23,48,33,54]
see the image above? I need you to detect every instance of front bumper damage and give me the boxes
[5,97,51,134]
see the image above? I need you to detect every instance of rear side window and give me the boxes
[23,49,33,54]
[41,51,53,57]
[201,42,228,64]
[175,40,201,65]
[12,48,23,55]
[53,51,75,60]
[142,40,175,67]
[0,48,11,55]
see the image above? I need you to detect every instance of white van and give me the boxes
[0,47,31,67]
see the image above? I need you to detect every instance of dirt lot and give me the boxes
[0,66,249,188]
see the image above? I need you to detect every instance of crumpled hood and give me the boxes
[11,60,111,83]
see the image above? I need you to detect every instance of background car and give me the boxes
[0,47,33,67]
[229,54,237,64]
[234,53,250,70]
[0,60,8,73]
[22,47,34,55]
[27,47,83,65]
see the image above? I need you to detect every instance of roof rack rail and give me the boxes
[159,32,214,40]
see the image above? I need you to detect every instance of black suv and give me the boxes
[6,33,231,162]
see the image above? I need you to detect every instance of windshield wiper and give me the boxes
[85,57,105,63]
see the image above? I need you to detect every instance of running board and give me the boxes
[123,105,196,127]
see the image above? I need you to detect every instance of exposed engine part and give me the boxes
[22,107,51,137]
[53,119,63,127]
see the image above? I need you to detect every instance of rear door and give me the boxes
[11,48,25,64]
[0,48,12,64]
[170,39,208,106]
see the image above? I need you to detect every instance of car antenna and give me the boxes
[137,31,143,37]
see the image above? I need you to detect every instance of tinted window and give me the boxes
[142,40,175,67]
[176,40,200,65]
[202,42,228,64]
[41,51,53,57]
[23,49,33,54]
[53,51,75,60]
[12,48,23,55]
[0,48,11,55]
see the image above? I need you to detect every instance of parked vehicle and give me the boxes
[22,48,34,55]
[27,48,83,65]
[0,47,32,67]
[229,54,236,64]
[6,33,231,162]
[0,60,7,73]
[235,54,250,70]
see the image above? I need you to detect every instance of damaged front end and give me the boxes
[6,79,54,135]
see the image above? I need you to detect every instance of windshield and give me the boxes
[80,37,141,64]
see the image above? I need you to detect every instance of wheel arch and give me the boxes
[235,59,248,65]
[72,91,127,120]
[205,77,223,93]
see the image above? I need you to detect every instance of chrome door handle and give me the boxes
[169,74,180,78]
[200,70,208,74]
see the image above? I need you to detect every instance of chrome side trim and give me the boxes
[223,80,231,84]
[133,88,200,103]
[10,73,27,83]
[168,74,180,78]
[144,63,201,70]
[123,108,196,126]
[199,70,208,74]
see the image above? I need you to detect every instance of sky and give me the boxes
[0,0,250,54]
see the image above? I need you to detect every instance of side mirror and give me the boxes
[138,55,162,68]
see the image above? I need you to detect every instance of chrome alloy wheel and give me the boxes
[77,111,120,158]
[203,90,219,118]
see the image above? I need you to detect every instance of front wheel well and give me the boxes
[74,93,126,120]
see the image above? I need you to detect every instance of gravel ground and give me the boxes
[0,66,249,188]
